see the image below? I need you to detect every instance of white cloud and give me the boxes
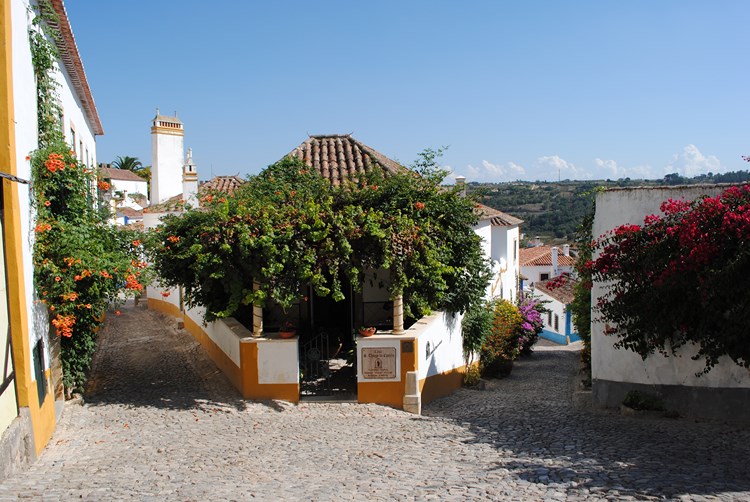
[665,144,721,177]
[594,158,654,179]
[457,160,526,182]
[536,155,588,180]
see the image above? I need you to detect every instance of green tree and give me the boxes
[149,152,490,323]
[112,155,143,171]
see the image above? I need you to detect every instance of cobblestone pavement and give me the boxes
[1,301,749,501]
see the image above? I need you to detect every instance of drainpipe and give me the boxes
[252,280,263,338]
[393,295,404,334]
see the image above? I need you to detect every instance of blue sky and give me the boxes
[66,1,748,182]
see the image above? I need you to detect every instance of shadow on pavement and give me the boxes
[84,301,248,413]
[424,350,750,499]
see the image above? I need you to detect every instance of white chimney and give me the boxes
[455,175,466,197]
[563,244,570,257]
[551,246,559,277]
[182,148,199,208]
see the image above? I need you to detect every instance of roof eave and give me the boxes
[48,0,104,136]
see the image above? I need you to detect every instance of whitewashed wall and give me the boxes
[11,0,48,380]
[592,186,750,417]
[111,179,148,209]
[415,311,464,381]
[495,226,519,302]
[537,290,566,336]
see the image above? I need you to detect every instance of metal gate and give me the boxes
[299,329,332,397]
[299,328,357,399]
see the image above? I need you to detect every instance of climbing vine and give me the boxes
[149,153,491,323]
[29,6,151,391]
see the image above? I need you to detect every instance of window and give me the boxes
[547,311,552,326]
[540,273,550,281]
[70,128,76,154]
[513,239,517,262]
[554,314,559,332]
[79,141,83,161]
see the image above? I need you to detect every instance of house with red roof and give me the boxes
[519,244,575,289]
[533,274,580,345]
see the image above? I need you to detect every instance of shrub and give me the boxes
[480,299,523,375]
[461,300,493,364]
[517,294,546,355]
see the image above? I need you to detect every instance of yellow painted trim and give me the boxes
[419,365,466,405]
[183,313,243,392]
[358,339,417,408]
[0,0,56,455]
[240,341,299,402]
[146,297,181,317]
[150,126,184,136]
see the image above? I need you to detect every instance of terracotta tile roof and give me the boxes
[48,0,103,135]
[148,176,246,213]
[475,203,523,226]
[100,167,147,182]
[535,274,577,304]
[116,207,143,219]
[286,134,408,186]
[519,245,576,267]
[200,175,245,194]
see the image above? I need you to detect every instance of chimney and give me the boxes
[551,246,559,277]
[535,236,542,247]
[455,175,466,197]
[182,148,199,208]
[563,244,570,257]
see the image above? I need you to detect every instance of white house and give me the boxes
[533,274,579,345]
[145,133,512,411]
[474,202,522,303]
[0,0,103,480]
[98,166,148,210]
[591,185,750,421]
[519,244,575,288]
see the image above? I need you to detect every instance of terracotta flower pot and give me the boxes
[358,327,376,337]
[279,330,296,339]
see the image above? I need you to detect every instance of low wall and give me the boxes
[150,293,467,410]
[149,295,300,401]
[356,311,467,408]
[592,185,750,421]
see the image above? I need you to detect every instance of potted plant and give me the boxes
[358,326,376,337]
[279,321,297,339]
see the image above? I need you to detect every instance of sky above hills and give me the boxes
[66,1,748,183]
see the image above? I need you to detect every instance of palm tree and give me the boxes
[112,155,143,172]
[111,155,151,195]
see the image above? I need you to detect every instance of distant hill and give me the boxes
[472,170,750,242]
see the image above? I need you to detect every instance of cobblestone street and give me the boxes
[0,300,748,501]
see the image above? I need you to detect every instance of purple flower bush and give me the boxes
[518,294,546,355]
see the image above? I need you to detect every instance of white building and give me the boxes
[1,0,103,479]
[533,275,579,345]
[474,203,522,303]
[519,244,575,288]
[99,166,148,211]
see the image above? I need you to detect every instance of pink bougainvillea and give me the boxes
[591,185,750,374]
